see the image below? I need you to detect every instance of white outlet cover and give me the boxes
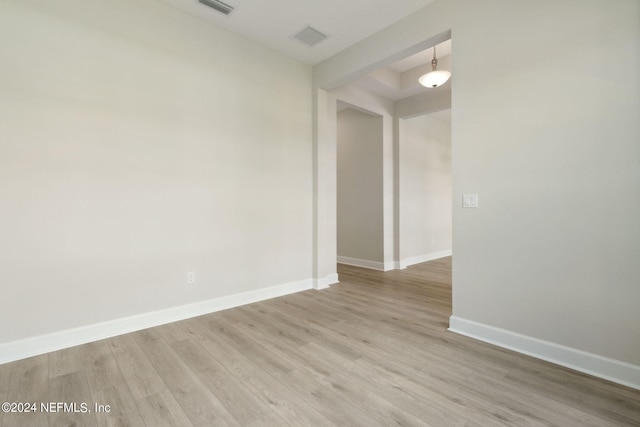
[463,194,479,208]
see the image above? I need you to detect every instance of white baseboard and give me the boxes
[338,252,452,271]
[399,250,452,269]
[448,316,640,391]
[314,273,339,290]
[337,256,394,272]
[0,279,313,365]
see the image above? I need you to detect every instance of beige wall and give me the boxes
[2,0,639,386]
[331,84,396,270]
[314,0,640,373]
[450,0,640,365]
[0,0,312,344]
[399,111,452,264]
[337,108,384,264]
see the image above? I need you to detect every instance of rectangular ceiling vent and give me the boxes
[292,26,328,48]
[198,0,234,15]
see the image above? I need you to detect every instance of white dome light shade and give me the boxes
[418,69,451,88]
[418,44,451,88]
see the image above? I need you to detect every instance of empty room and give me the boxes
[1,0,639,426]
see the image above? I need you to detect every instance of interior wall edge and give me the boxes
[0,278,314,365]
[336,256,394,272]
[399,250,452,270]
[448,316,640,391]
[314,273,340,290]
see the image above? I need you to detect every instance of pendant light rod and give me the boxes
[431,46,438,71]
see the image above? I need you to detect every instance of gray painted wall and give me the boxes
[0,0,312,344]
[451,0,640,365]
[314,0,640,367]
[399,111,452,263]
[337,109,384,264]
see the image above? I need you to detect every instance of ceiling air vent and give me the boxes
[292,26,328,48]
[198,0,234,15]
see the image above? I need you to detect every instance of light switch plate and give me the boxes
[463,194,479,208]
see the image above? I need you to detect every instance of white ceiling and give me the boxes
[157,0,436,65]
[351,40,452,101]
[389,39,452,73]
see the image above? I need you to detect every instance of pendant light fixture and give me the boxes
[418,45,451,88]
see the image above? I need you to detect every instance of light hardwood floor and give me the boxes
[1,257,639,426]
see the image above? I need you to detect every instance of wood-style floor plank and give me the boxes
[169,338,278,426]
[178,317,334,427]
[134,331,240,427]
[107,334,167,401]
[1,257,639,426]
[134,390,192,427]
[91,384,146,427]
[3,355,49,427]
[48,370,98,427]
[0,360,10,426]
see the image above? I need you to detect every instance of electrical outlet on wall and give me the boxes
[187,272,196,284]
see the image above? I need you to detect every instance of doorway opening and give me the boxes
[336,105,385,271]
[397,109,452,269]
[312,33,453,297]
